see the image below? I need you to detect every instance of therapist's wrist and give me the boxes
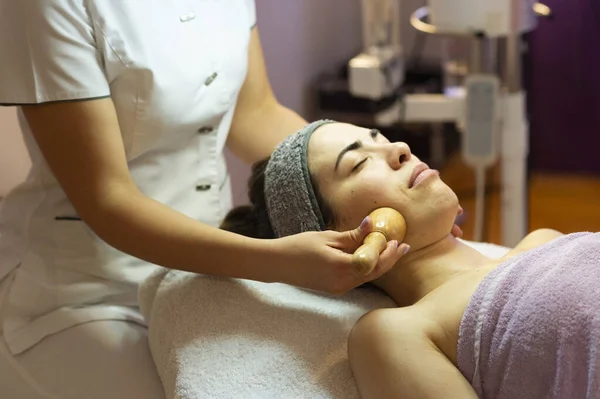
[238,235,301,285]
[254,237,292,284]
[222,235,284,284]
[252,233,323,289]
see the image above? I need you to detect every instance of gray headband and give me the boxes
[264,120,336,238]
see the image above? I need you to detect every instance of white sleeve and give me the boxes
[0,0,110,105]
[246,0,257,29]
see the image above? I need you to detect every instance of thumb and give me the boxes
[343,216,373,248]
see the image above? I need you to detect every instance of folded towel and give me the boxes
[139,240,509,399]
[458,232,600,398]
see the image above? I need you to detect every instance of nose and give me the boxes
[387,142,412,169]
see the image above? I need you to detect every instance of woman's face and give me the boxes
[308,123,459,249]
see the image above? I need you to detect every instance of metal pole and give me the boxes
[506,0,522,93]
[501,0,529,246]
[361,0,373,52]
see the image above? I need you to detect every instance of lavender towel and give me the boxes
[458,232,600,398]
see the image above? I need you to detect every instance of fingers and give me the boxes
[328,235,409,295]
[451,223,463,238]
[361,240,410,282]
[350,216,373,244]
[334,216,373,251]
[453,204,464,238]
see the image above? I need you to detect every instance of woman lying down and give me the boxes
[221,120,599,399]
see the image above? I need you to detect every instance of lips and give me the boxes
[409,163,430,188]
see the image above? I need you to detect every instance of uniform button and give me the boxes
[204,72,218,86]
[180,13,196,22]
[195,184,211,191]
[197,126,213,134]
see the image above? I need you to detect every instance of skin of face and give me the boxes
[308,123,460,251]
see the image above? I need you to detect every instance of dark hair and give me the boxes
[220,157,336,238]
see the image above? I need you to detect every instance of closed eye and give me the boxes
[351,130,380,172]
[352,157,368,172]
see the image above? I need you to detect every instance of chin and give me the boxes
[428,178,458,205]
[404,193,460,249]
[435,175,457,195]
[437,180,459,208]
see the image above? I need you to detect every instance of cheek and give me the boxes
[331,175,409,229]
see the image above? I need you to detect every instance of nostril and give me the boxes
[399,154,407,163]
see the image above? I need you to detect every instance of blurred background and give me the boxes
[2,0,599,245]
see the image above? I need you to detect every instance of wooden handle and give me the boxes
[352,207,407,275]
[352,232,388,275]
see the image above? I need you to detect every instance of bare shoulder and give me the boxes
[510,228,564,253]
[350,306,436,351]
[349,307,478,398]
[352,306,432,334]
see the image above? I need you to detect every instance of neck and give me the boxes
[373,235,492,306]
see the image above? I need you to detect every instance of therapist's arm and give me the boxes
[227,27,307,164]
[21,99,281,282]
[21,98,401,295]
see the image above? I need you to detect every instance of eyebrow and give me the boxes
[334,140,362,171]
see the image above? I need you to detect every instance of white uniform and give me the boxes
[0,0,255,397]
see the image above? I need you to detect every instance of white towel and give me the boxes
[139,240,510,399]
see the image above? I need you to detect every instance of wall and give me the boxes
[528,0,600,174]
[0,108,31,197]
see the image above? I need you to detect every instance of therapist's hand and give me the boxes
[451,205,464,238]
[271,206,465,295]
[271,216,407,295]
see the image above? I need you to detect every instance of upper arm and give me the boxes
[229,0,271,124]
[227,25,307,163]
[348,309,477,399]
[22,98,136,219]
[230,27,276,123]
[227,27,278,147]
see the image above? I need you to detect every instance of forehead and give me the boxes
[308,123,368,164]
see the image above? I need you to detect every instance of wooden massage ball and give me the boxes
[352,207,407,275]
